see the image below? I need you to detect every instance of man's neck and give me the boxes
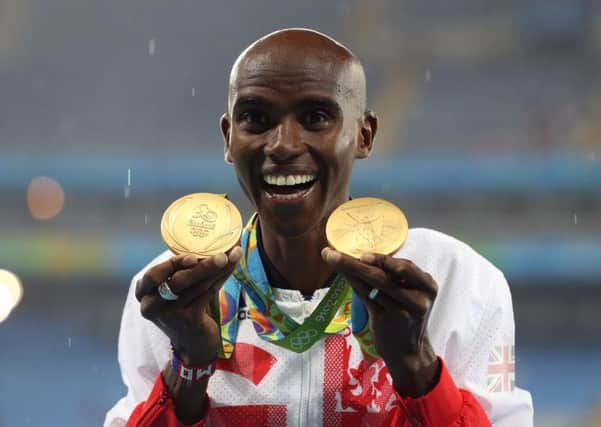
[259,218,334,295]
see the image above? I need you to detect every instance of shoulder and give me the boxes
[396,227,506,288]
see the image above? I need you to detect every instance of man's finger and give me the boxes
[139,293,164,320]
[342,272,392,312]
[344,268,432,316]
[169,246,242,295]
[135,256,185,301]
[322,247,386,282]
[323,248,434,315]
[135,245,242,303]
[360,253,438,297]
[168,253,227,295]
[138,247,242,320]
[322,247,402,299]
[170,263,236,309]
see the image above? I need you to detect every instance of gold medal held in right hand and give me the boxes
[160,193,243,258]
[326,197,408,259]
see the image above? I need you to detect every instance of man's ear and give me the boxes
[355,110,378,159]
[220,113,233,164]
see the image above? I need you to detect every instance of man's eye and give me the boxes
[304,110,331,127]
[239,111,268,126]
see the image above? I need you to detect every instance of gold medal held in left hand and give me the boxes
[160,193,243,258]
[326,197,408,258]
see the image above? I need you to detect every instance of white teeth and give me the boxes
[271,190,305,200]
[263,173,316,186]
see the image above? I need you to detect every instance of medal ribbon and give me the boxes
[214,214,378,359]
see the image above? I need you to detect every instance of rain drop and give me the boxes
[191,87,196,97]
[573,214,578,225]
[148,38,156,56]
[425,69,431,82]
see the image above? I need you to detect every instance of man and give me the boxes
[105,28,533,426]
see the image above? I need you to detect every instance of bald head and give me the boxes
[227,28,367,116]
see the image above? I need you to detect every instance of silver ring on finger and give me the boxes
[368,287,379,301]
[158,280,179,301]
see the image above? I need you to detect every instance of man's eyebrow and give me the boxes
[297,97,341,112]
[232,96,342,114]
[232,96,271,111]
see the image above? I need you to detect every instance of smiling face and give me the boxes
[221,29,377,238]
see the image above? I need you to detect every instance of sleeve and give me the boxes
[393,230,533,426]
[125,373,209,427]
[394,269,533,427]
[451,270,534,427]
[104,272,170,427]
[395,358,491,426]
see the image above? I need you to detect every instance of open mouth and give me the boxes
[262,173,317,201]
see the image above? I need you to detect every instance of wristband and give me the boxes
[171,346,217,381]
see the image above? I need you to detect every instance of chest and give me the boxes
[206,306,404,427]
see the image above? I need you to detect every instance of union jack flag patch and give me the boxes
[487,344,515,393]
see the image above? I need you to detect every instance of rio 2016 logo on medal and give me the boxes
[187,204,219,238]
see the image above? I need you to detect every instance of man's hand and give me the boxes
[322,247,440,397]
[135,247,243,365]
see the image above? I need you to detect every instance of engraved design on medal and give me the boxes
[192,204,218,223]
[345,210,383,249]
[187,204,218,238]
[199,205,241,252]
[332,203,389,252]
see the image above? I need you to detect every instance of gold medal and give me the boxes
[326,197,408,258]
[160,193,243,258]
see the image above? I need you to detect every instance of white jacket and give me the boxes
[105,228,533,426]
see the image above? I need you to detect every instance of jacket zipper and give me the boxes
[305,348,313,424]
[298,350,306,426]
[298,300,313,426]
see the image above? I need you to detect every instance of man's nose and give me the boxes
[264,117,304,162]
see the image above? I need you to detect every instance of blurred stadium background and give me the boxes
[1,0,600,425]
